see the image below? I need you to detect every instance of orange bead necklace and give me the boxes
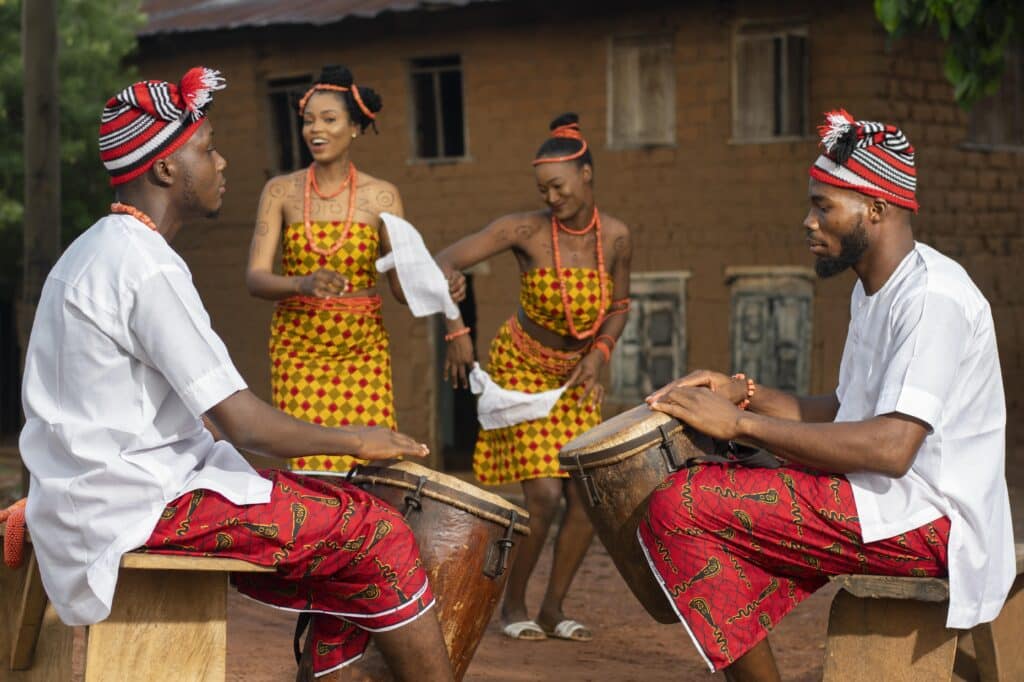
[551,206,608,340]
[304,162,358,257]
[555,206,599,236]
[110,202,159,232]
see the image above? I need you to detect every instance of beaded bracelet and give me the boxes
[593,335,616,362]
[732,373,756,410]
[444,327,471,342]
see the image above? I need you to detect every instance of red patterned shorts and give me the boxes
[638,464,949,672]
[143,470,434,677]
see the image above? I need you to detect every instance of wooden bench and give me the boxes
[823,542,1024,681]
[0,523,273,681]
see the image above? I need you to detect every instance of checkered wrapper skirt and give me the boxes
[270,296,396,474]
[472,316,601,486]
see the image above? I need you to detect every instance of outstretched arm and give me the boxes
[206,389,428,461]
[649,369,840,423]
[436,215,528,387]
[649,386,926,477]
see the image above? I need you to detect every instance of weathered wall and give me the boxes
[135,0,1024,462]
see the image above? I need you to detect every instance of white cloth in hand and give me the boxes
[470,362,567,430]
[376,212,460,320]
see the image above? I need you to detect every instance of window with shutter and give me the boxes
[608,35,676,148]
[732,21,808,142]
[726,267,814,394]
[267,75,313,172]
[409,55,467,161]
[610,271,690,403]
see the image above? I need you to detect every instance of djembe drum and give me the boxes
[558,404,717,624]
[342,460,530,680]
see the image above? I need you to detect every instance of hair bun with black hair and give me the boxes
[358,87,383,115]
[318,65,354,88]
[549,112,580,131]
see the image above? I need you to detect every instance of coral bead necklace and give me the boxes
[304,162,358,258]
[551,206,608,340]
[110,202,159,232]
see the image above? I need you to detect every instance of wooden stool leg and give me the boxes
[971,574,1024,682]
[823,590,959,682]
[1,552,74,681]
[11,553,48,669]
[84,568,228,682]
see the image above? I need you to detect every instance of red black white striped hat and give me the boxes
[809,109,918,212]
[98,67,226,186]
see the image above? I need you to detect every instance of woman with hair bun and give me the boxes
[247,65,463,475]
[436,113,633,642]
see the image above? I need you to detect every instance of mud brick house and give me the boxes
[134,0,1024,469]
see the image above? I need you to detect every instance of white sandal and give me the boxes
[545,619,592,642]
[502,620,547,640]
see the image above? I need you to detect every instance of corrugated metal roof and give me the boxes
[139,0,502,37]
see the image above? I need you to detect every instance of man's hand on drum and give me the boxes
[647,369,749,406]
[444,333,475,389]
[566,351,606,406]
[647,386,743,441]
[298,268,348,298]
[352,426,430,460]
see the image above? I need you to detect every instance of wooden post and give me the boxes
[19,0,61,496]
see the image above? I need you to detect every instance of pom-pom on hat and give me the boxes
[98,67,226,186]
[809,109,919,212]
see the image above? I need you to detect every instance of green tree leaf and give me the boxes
[874,0,1021,109]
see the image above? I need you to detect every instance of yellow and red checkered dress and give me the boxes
[473,267,611,485]
[270,221,396,474]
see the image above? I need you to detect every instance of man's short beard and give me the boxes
[182,167,220,219]
[815,219,869,278]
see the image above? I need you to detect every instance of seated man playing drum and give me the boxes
[18,68,453,681]
[643,109,1014,681]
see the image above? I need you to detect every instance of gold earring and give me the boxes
[351,133,357,139]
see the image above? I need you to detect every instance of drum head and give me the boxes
[350,461,530,535]
[559,404,684,463]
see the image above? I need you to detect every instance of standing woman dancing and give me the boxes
[437,114,632,642]
[247,65,461,474]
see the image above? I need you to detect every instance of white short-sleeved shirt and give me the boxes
[19,214,272,626]
[837,242,1014,629]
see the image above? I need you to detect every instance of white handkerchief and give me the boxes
[470,362,567,430]
[376,212,460,320]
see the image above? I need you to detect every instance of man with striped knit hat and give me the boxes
[19,67,453,680]
[641,109,1013,681]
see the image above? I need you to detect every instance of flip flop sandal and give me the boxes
[503,620,547,641]
[544,619,593,642]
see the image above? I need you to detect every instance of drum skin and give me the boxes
[559,404,715,625]
[344,461,530,681]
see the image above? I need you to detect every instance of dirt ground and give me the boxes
[225,529,834,682]
[3,452,1019,681]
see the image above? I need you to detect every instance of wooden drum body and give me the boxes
[347,461,530,681]
[559,404,715,624]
